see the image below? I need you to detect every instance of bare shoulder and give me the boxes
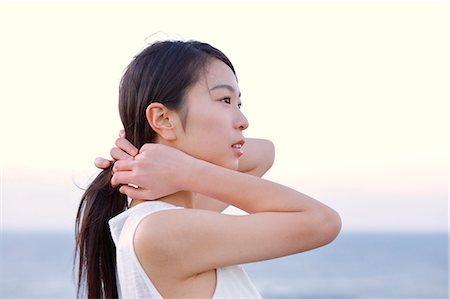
[133,208,221,298]
[133,208,227,278]
[133,209,219,274]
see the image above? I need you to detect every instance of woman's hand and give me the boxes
[94,130,138,169]
[111,143,197,200]
[94,130,196,200]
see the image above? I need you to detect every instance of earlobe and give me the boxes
[145,103,177,141]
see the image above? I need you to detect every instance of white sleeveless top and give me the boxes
[109,201,263,299]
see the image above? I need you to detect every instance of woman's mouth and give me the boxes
[231,141,244,156]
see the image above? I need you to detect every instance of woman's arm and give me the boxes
[95,134,275,212]
[237,138,275,175]
[112,143,341,279]
[194,138,275,212]
[112,143,324,214]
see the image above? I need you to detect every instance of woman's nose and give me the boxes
[236,110,249,131]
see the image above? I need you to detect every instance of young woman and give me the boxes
[76,40,341,299]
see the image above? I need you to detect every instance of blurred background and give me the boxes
[1,1,448,298]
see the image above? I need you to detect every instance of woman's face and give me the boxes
[175,58,249,170]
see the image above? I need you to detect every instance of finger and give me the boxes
[112,160,135,172]
[139,143,157,153]
[111,171,134,188]
[119,129,125,138]
[94,157,112,169]
[115,137,138,157]
[119,185,155,200]
[110,147,132,161]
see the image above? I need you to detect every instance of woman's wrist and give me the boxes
[184,156,213,193]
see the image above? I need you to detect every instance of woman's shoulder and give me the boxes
[134,207,220,250]
[133,208,222,279]
[133,208,219,298]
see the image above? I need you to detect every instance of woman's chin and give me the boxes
[220,160,240,171]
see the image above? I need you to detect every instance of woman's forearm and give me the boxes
[113,143,336,218]
[188,158,331,215]
[195,138,275,212]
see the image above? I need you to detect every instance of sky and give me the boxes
[0,1,448,233]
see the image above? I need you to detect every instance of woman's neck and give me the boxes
[129,190,195,209]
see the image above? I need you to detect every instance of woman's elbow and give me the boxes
[319,208,342,245]
[292,208,341,253]
[261,139,275,172]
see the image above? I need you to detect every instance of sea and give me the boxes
[0,232,447,299]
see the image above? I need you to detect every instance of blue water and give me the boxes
[0,232,447,298]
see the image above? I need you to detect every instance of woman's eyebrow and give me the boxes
[210,84,241,98]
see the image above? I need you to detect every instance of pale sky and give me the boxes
[0,1,448,233]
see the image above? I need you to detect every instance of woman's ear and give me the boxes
[145,103,178,141]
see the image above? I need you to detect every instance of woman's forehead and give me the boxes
[200,59,239,94]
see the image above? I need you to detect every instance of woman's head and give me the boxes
[119,40,248,170]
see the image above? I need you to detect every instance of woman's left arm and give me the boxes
[195,138,275,212]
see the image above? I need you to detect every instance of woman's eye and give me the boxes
[237,103,242,109]
[222,97,231,104]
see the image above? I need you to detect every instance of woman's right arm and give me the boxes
[195,137,275,212]
[97,133,275,212]
[112,143,341,278]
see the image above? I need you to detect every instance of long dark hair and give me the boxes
[75,40,235,298]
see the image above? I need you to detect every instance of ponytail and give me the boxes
[75,166,127,298]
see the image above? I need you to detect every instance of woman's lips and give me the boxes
[231,142,244,156]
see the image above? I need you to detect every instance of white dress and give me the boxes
[109,200,263,299]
